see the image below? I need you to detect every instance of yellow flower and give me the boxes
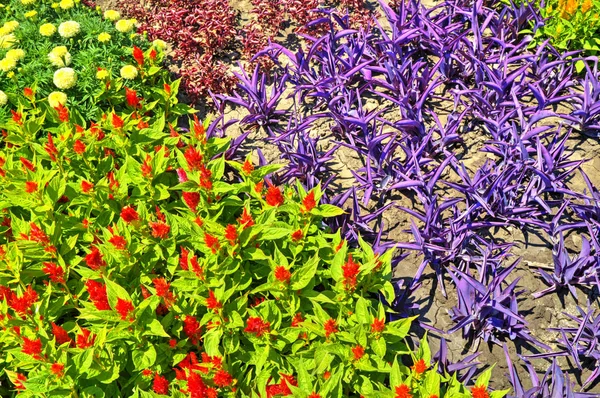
[98,32,111,43]
[582,0,593,13]
[48,91,67,108]
[59,0,74,9]
[52,2,59,8]
[0,57,17,72]
[115,19,135,33]
[0,21,19,36]
[0,90,7,106]
[58,21,80,38]
[7,71,15,78]
[120,65,138,79]
[21,0,36,5]
[96,68,109,79]
[53,67,77,89]
[25,10,38,18]
[48,46,72,67]
[104,10,121,21]
[40,23,57,36]
[6,49,25,61]
[152,39,167,51]
[0,34,17,49]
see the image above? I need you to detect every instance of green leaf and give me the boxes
[311,204,345,218]
[576,60,586,73]
[290,253,319,290]
[475,365,494,388]
[143,319,170,337]
[260,227,293,240]
[390,357,402,388]
[103,276,132,310]
[370,337,386,358]
[490,389,511,398]
[132,345,157,370]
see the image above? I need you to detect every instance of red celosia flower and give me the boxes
[274,266,291,283]
[55,104,69,123]
[20,157,35,171]
[213,369,233,387]
[265,183,284,207]
[115,298,134,320]
[13,373,27,390]
[152,278,170,298]
[324,319,338,338]
[302,191,317,213]
[120,206,139,223]
[24,87,34,99]
[45,133,59,161]
[8,286,38,315]
[291,229,303,242]
[199,164,212,190]
[183,315,202,344]
[142,369,153,377]
[242,159,254,175]
[51,322,73,346]
[90,122,105,140]
[138,119,149,129]
[244,316,270,337]
[81,180,93,193]
[85,246,106,270]
[395,384,412,398]
[149,221,170,238]
[11,110,23,125]
[141,155,152,178]
[192,115,206,142]
[29,222,49,245]
[204,232,220,254]
[429,395,439,398]
[112,113,124,129]
[149,48,157,60]
[206,290,222,311]
[76,328,95,348]
[125,87,141,108]
[42,262,65,283]
[163,83,170,94]
[184,147,203,171]
[323,371,331,380]
[22,336,42,359]
[51,363,64,377]
[412,359,427,374]
[133,46,144,66]
[291,312,304,327]
[237,208,254,229]
[25,181,38,193]
[188,371,208,398]
[254,181,264,193]
[169,339,177,348]
[183,191,200,212]
[342,254,360,291]
[107,171,118,191]
[308,393,321,398]
[153,374,169,395]
[224,224,237,245]
[471,385,490,398]
[352,345,365,361]
[371,318,385,333]
[85,280,110,310]
[179,246,189,270]
[108,235,127,250]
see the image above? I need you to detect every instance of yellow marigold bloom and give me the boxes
[21,0,36,4]
[53,67,77,89]
[152,39,167,51]
[582,0,593,13]
[7,71,15,78]
[0,57,17,72]
[48,91,67,108]
[98,32,111,43]
[59,0,74,9]
[58,21,80,38]
[96,68,109,79]
[6,49,25,61]
[48,46,72,67]
[0,34,17,49]
[40,23,57,36]
[0,90,7,106]
[104,10,121,21]
[115,19,135,33]
[0,21,19,36]
[120,65,138,79]
[25,10,38,18]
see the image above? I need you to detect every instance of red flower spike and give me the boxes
[29,222,49,245]
[169,339,177,348]
[85,246,106,270]
[323,371,331,380]
[183,315,202,344]
[8,286,38,315]
[24,87,34,99]
[13,373,27,390]
[291,312,304,327]
[224,224,237,245]
[51,322,73,346]
[85,280,110,310]
[342,254,360,291]
[274,266,291,284]
[213,369,233,387]
[150,48,157,60]
[42,262,65,283]
[238,207,255,229]
[164,83,170,94]
[308,393,321,398]
[471,386,490,398]
[111,113,124,129]
[76,328,96,348]
[192,115,206,143]
[11,110,23,125]
[302,191,317,213]
[199,164,212,190]
[187,371,208,397]
[73,140,86,155]
[183,191,200,212]
[324,319,338,338]
[120,206,139,223]
[45,133,59,161]
[265,183,284,207]
[395,384,412,398]
[204,232,220,254]
[179,246,189,270]
[244,316,270,337]
[108,235,127,250]
[206,290,222,311]
[242,159,254,175]
[22,336,42,359]
[149,221,170,238]
[254,180,264,193]
[153,374,169,395]
[25,181,38,193]
[412,359,427,374]
[51,363,65,377]
[352,345,365,361]
[371,318,385,333]
[125,87,141,109]
[184,147,203,171]
[81,180,93,193]
[115,298,134,321]
[137,119,149,129]
[20,157,35,171]
[55,104,69,123]
[291,229,303,242]
[141,155,152,178]
[142,369,153,378]
[133,46,144,66]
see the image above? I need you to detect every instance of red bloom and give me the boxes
[213,369,233,387]
[85,280,110,310]
[150,49,157,60]
[25,181,38,193]
[291,229,303,242]
[163,83,170,95]
[179,246,189,270]
[76,328,95,348]
[153,374,169,395]
[120,206,139,223]
[11,110,23,125]
[395,384,412,398]
[188,371,208,398]
[371,318,385,333]
[183,191,200,212]
[133,46,144,66]
[184,147,203,171]
[13,373,27,390]
[81,180,93,193]
[206,290,222,311]
[8,286,38,315]
[142,369,153,378]
[24,87,34,99]
[20,157,35,171]
[45,133,59,161]
[112,113,124,129]
[323,371,331,380]
[137,119,149,129]
[183,315,202,344]
[85,246,106,270]
[412,359,427,374]
[51,363,64,377]
[204,232,220,254]
[291,312,304,327]
[42,262,65,283]
[192,115,206,142]
[107,171,119,191]
[302,191,317,213]
[308,393,321,398]
[242,159,254,175]
[244,316,270,337]
[29,222,49,245]
[471,386,490,398]
[141,155,152,178]
[265,184,284,207]
[274,266,291,283]
[152,278,170,297]
[199,164,212,190]
[108,235,127,250]
[266,374,297,397]
[115,298,134,320]
[169,339,177,348]
[237,207,254,229]
[324,319,338,338]
[342,254,360,291]
[22,337,42,359]
[55,104,69,123]
[254,181,264,193]
[224,224,237,245]
[149,221,170,238]
[51,322,73,346]
[352,345,365,361]
[429,395,439,398]
[125,87,141,108]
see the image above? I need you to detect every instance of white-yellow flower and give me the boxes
[48,91,67,108]
[59,0,74,9]
[58,21,80,38]
[40,23,57,36]
[0,34,17,49]
[98,32,111,43]
[21,0,36,4]
[104,10,120,21]
[0,21,19,36]
[0,57,17,72]
[152,39,167,51]
[48,46,72,67]
[25,10,38,18]
[6,49,25,62]
[53,67,77,89]
[120,65,138,79]
[115,19,135,33]
[96,68,109,79]
[0,90,7,106]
